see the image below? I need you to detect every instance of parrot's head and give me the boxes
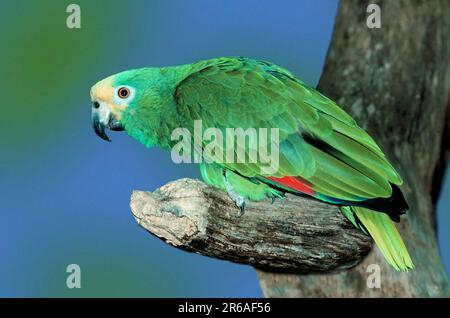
[90,74,128,141]
[90,68,165,143]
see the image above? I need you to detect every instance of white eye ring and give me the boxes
[113,85,135,104]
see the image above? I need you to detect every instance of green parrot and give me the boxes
[90,57,413,271]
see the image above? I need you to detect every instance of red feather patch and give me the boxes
[267,176,315,196]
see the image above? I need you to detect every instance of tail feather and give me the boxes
[341,206,414,271]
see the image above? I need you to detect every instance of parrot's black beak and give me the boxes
[92,112,111,142]
[91,101,124,142]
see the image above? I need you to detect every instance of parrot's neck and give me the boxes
[123,100,183,150]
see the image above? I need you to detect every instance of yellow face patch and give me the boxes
[90,75,128,120]
[90,75,114,102]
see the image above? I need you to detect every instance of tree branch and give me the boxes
[130,178,372,273]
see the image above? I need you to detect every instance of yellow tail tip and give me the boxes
[344,206,414,272]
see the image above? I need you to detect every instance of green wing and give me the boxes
[174,57,402,201]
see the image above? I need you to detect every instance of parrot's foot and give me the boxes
[223,170,247,217]
[226,187,246,217]
[267,188,285,204]
[234,196,246,217]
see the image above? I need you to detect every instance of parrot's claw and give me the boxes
[236,198,246,217]
[227,191,246,217]
[268,189,285,204]
[223,169,247,217]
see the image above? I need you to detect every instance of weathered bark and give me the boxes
[257,0,450,297]
[130,0,450,297]
[130,179,372,273]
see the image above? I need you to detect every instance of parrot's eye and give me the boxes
[117,87,130,99]
[113,85,135,105]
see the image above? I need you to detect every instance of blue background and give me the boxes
[0,0,448,297]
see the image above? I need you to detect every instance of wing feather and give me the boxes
[173,57,402,201]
